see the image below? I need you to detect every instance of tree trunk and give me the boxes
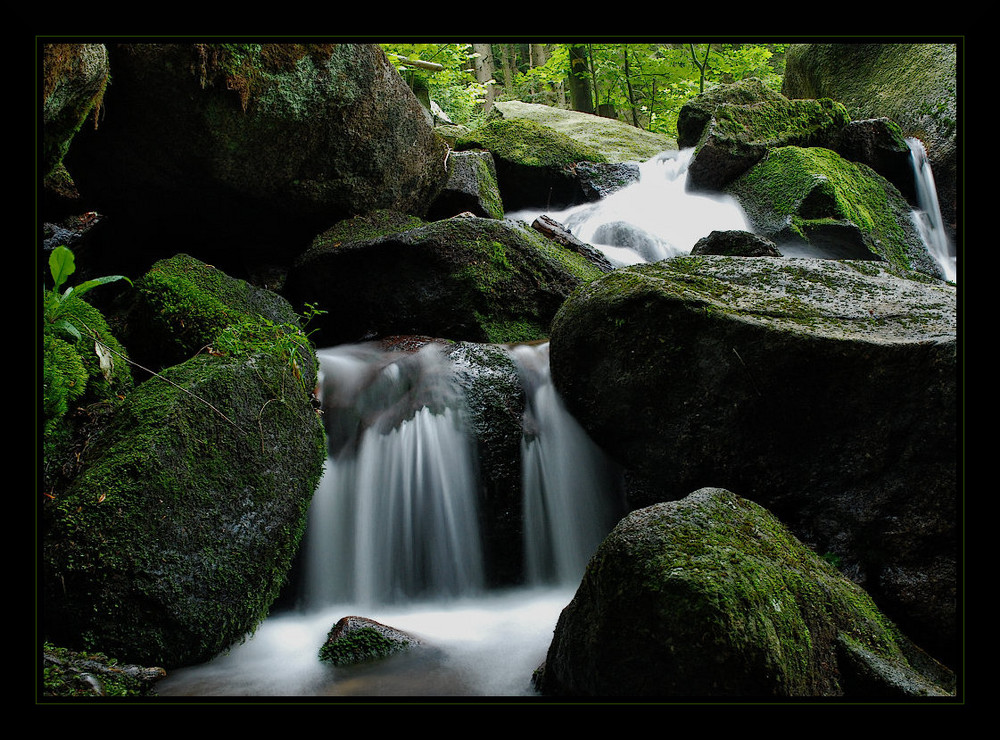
[567,44,594,114]
[473,43,496,114]
[500,43,517,98]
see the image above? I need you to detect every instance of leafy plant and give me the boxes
[44,245,131,342]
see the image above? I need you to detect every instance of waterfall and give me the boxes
[509,342,623,586]
[304,343,485,609]
[507,148,751,266]
[907,138,956,282]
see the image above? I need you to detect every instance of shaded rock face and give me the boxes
[426,150,505,221]
[549,256,957,666]
[455,117,608,211]
[63,43,448,256]
[42,43,109,179]
[537,488,955,698]
[285,213,604,347]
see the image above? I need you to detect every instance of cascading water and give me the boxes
[511,342,622,586]
[304,343,485,609]
[158,339,619,696]
[907,137,956,282]
[507,148,751,266]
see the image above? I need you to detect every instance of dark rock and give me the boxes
[549,255,958,667]
[537,488,955,698]
[319,616,421,666]
[427,150,505,221]
[63,43,448,260]
[285,212,604,347]
[691,230,782,257]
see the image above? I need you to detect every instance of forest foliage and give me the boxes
[382,42,788,136]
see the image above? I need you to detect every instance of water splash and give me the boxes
[907,138,956,282]
[507,149,751,266]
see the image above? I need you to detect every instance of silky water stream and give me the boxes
[157,147,952,698]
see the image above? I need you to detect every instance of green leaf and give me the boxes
[49,246,76,293]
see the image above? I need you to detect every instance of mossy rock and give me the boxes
[318,616,421,666]
[286,212,605,347]
[494,100,675,163]
[42,43,109,179]
[538,488,955,698]
[726,146,941,277]
[676,77,788,148]
[123,253,312,373]
[455,117,609,210]
[41,349,326,668]
[548,255,957,665]
[686,85,851,192]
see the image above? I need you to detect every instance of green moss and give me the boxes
[457,117,609,167]
[730,146,917,270]
[318,627,413,666]
[711,97,850,147]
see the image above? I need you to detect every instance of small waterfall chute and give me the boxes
[907,137,956,282]
[509,341,623,586]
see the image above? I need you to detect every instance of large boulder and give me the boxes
[41,349,326,669]
[493,99,675,163]
[284,211,605,347]
[725,146,942,278]
[537,488,955,698]
[549,255,957,666]
[62,43,449,255]
[42,255,327,668]
[782,43,958,238]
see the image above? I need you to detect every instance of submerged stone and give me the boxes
[319,616,421,666]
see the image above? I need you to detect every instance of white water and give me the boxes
[511,342,622,585]
[907,138,956,282]
[158,340,618,698]
[507,148,751,266]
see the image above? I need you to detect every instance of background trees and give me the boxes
[381,42,787,136]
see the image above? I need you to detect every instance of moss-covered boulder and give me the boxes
[455,117,609,211]
[121,253,314,374]
[549,255,957,666]
[536,488,955,698]
[63,43,448,253]
[783,43,957,234]
[493,99,675,163]
[42,346,326,668]
[726,146,942,278]
[676,76,788,149]
[683,79,851,192]
[284,211,605,347]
